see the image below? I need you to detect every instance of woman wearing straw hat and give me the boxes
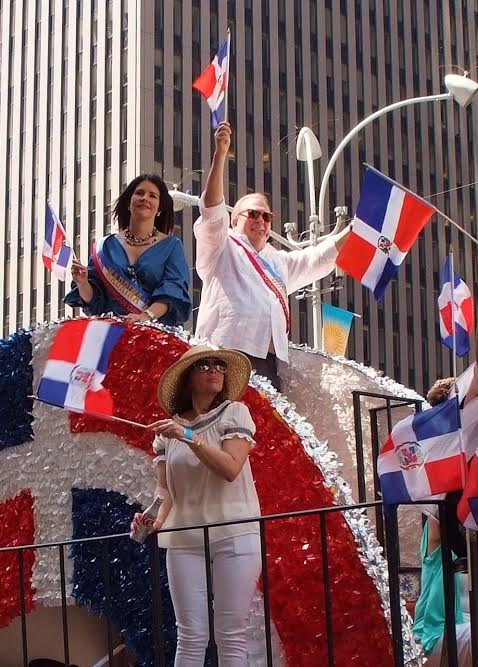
[132,345,261,666]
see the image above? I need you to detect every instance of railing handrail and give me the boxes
[0,498,448,553]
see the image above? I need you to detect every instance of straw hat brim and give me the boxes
[157,345,252,415]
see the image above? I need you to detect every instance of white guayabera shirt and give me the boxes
[194,195,339,362]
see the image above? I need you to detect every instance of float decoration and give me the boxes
[0,319,423,665]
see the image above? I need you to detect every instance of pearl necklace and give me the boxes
[124,228,159,246]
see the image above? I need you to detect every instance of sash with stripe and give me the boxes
[230,235,290,332]
[92,237,150,314]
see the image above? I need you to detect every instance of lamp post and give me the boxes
[302,73,478,350]
[317,74,478,238]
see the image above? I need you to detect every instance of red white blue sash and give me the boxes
[92,237,149,314]
[230,235,290,333]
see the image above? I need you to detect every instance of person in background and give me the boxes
[193,122,351,390]
[65,174,191,326]
[131,345,261,666]
[413,377,471,666]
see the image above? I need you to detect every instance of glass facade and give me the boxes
[1,1,477,395]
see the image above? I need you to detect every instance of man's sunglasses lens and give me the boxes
[247,209,274,223]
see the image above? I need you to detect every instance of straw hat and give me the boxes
[157,345,252,415]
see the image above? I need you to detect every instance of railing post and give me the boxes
[320,513,335,666]
[18,549,29,667]
[203,526,218,665]
[438,503,458,667]
[352,391,367,503]
[259,519,273,666]
[383,508,404,666]
[58,544,71,665]
[467,529,478,664]
[370,409,385,548]
[148,533,166,667]
[101,541,115,665]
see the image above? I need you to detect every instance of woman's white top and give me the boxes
[153,400,261,548]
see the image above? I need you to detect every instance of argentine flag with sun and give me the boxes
[322,304,355,357]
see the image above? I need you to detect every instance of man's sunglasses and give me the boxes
[191,358,228,374]
[238,209,275,224]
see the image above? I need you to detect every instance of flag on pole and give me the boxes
[337,167,435,299]
[377,396,465,506]
[42,203,73,281]
[438,255,474,357]
[192,36,229,128]
[457,456,478,530]
[322,304,355,356]
[37,320,125,417]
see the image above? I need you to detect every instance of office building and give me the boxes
[1,0,477,395]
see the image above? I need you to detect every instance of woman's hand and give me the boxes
[123,312,150,324]
[130,512,162,537]
[71,259,89,286]
[155,418,186,440]
[214,122,231,158]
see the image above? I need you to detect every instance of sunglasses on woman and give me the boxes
[191,358,228,374]
[238,209,275,224]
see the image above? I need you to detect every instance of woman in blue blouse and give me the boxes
[64,174,191,326]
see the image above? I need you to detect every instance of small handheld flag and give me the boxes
[37,320,125,417]
[457,456,478,530]
[42,203,73,281]
[377,396,465,506]
[438,254,474,357]
[193,35,230,128]
[337,167,435,300]
[322,304,355,356]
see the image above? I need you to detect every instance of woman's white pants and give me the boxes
[166,533,262,667]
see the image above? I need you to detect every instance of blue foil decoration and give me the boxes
[70,488,177,666]
[0,330,33,451]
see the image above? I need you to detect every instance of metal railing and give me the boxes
[2,387,475,666]
[0,498,469,667]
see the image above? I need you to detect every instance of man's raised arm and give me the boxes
[203,122,231,208]
[194,123,232,281]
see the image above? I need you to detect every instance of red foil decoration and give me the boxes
[0,490,36,628]
[69,327,393,665]
[243,387,394,665]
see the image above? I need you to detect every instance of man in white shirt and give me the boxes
[194,122,351,389]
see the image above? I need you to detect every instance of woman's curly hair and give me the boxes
[426,377,455,406]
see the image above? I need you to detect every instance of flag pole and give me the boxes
[223,27,231,124]
[363,164,478,246]
[29,395,160,430]
[447,246,477,667]
[450,247,458,385]
[449,246,467,486]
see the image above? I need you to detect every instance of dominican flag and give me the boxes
[42,202,73,281]
[37,319,124,416]
[438,255,474,357]
[377,396,465,506]
[337,168,435,299]
[193,37,229,128]
[457,456,478,530]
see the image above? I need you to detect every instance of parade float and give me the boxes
[0,318,425,666]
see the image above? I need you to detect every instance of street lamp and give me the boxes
[317,73,478,237]
[296,73,478,350]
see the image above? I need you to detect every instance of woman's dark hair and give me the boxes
[173,367,229,416]
[113,173,175,234]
